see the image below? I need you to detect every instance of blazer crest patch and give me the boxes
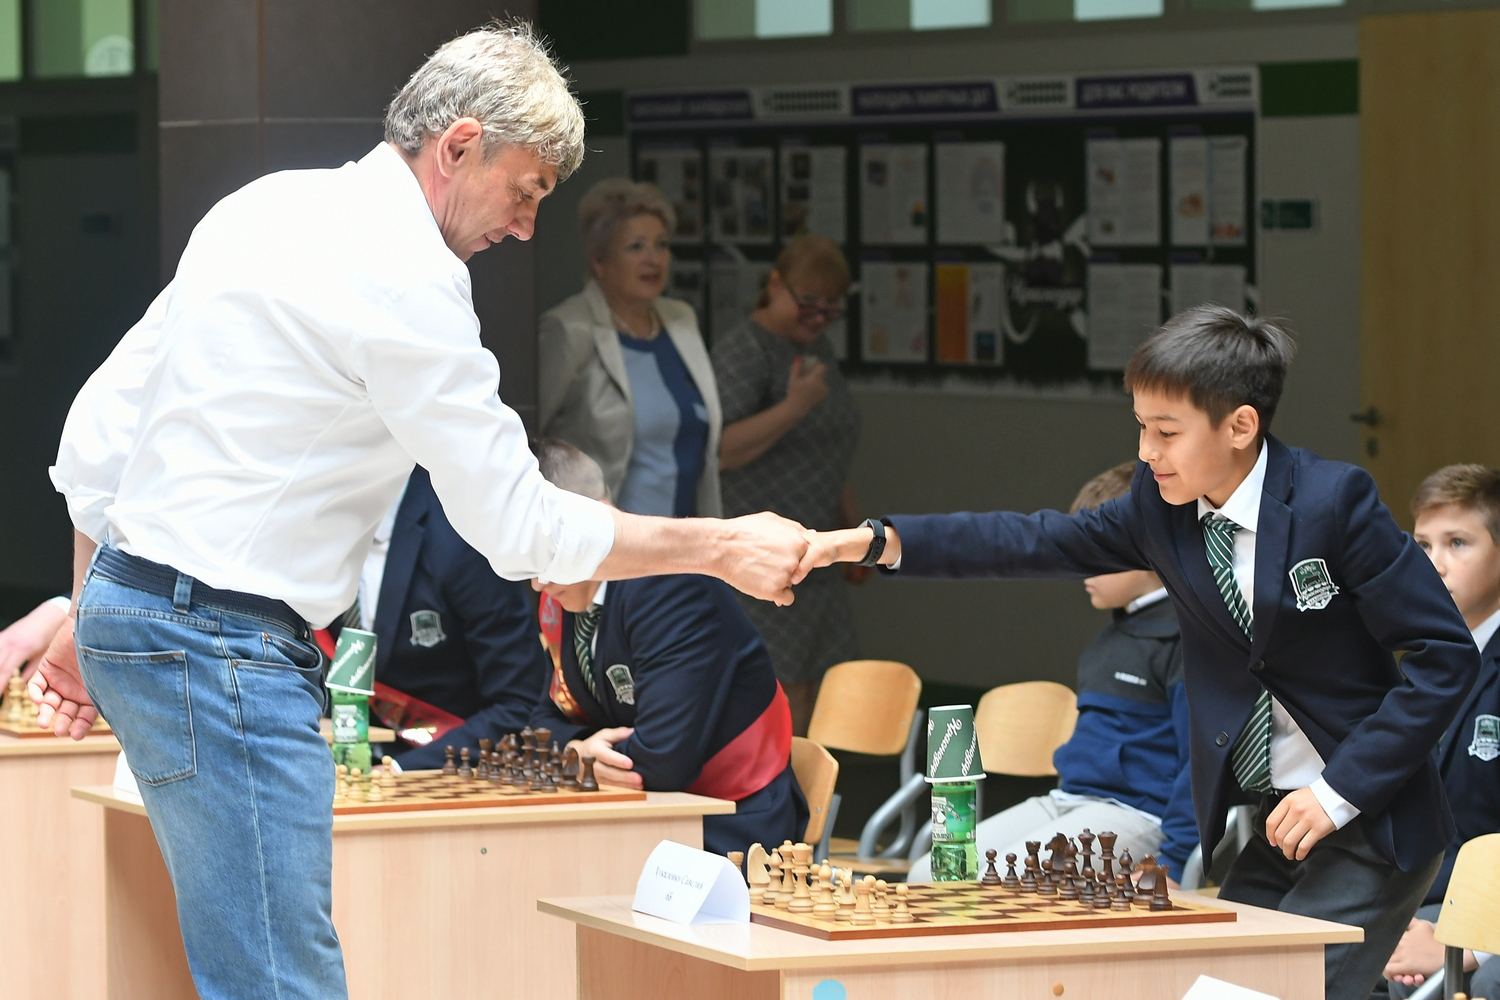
[1470,714,1500,762]
[605,663,635,705]
[408,609,446,648]
[1288,558,1340,612]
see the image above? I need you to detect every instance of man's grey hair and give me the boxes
[578,178,677,262]
[384,19,585,179]
[531,438,610,503]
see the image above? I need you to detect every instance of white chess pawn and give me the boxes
[812,864,838,918]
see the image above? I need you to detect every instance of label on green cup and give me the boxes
[926,704,984,780]
[327,627,377,696]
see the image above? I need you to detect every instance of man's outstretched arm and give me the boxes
[27,530,99,739]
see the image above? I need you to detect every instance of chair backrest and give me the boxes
[1435,832,1500,955]
[973,681,1079,777]
[790,737,840,846]
[806,660,922,756]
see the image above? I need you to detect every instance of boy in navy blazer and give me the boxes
[1383,465,1500,998]
[802,306,1478,1000]
[362,467,550,769]
[526,438,808,857]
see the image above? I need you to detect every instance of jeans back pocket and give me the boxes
[77,646,196,785]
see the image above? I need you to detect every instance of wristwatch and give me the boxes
[858,518,887,567]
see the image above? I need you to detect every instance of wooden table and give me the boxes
[0,734,122,1000]
[74,783,733,1000]
[538,892,1364,1000]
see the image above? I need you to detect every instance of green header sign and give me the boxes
[926,704,984,782]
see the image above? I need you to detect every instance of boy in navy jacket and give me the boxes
[909,461,1197,883]
[1383,465,1500,998]
[802,306,1478,1000]
[527,439,808,856]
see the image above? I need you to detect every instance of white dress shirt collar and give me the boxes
[591,580,609,609]
[1196,442,1268,534]
[1472,605,1500,654]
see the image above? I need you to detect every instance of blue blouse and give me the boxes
[615,331,708,517]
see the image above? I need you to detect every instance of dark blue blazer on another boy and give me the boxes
[888,436,1479,872]
[374,467,550,770]
[529,574,808,858]
[1424,623,1500,904]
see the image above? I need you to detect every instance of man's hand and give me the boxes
[0,598,68,687]
[567,727,642,790]
[715,512,810,606]
[26,616,99,740]
[1266,787,1336,861]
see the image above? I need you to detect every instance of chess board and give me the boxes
[750,882,1236,940]
[0,715,112,739]
[333,769,646,815]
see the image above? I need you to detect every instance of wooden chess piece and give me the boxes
[836,871,856,921]
[1003,853,1021,889]
[1098,831,1117,881]
[1078,829,1095,876]
[980,849,1003,886]
[477,739,493,779]
[766,850,784,906]
[746,843,770,893]
[458,747,473,779]
[333,764,348,804]
[535,753,558,793]
[1134,855,1158,907]
[812,865,838,918]
[1150,870,1172,911]
[1092,875,1111,909]
[348,768,365,802]
[872,879,890,921]
[1036,858,1057,896]
[789,844,814,913]
[441,745,458,777]
[366,774,384,803]
[1021,846,1040,893]
[1111,875,1133,911]
[1079,871,1095,905]
[5,673,23,723]
[851,875,876,925]
[891,883,913,923]
[520,728,537,782]
[1058,861,1080,901]
[380,756,396,789]
[578,755,599,792]
[560,746,581,790]
[1118,848,1134,875]
[777,841,798,909]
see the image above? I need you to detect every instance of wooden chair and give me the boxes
[790,737,840,862]
[807,661,924,866]
[1424,833,1500,1000]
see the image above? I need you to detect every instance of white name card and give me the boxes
[632,840,749,925]
[1181,975,1279,1000]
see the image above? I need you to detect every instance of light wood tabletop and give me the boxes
[0,732,120,757]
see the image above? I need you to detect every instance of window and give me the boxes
[849,0,991,31]
[697,0,832,39]
[0,0,18,80]
[1009,0,1163,22]
[32,0,133,78]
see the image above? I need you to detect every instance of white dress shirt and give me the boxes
[51,143,615,628]
[1197,444,1359,828]
[356,483,408,633]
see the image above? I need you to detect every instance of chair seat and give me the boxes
[826,853,913,876]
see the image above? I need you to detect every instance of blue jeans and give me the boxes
[75,550,347,1000]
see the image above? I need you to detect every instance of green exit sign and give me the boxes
[1260,199,1317,231]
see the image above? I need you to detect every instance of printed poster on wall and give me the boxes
[1170,136,1247,247]
[1087,262,1162,369]
[637,147,704,243]
[860,144,928,245]
[1208,136,1248,245]
[861,261,929,362]
[781,145,846,242]
[1169,263,1245,316]
[935,142,1006,245]
[1170,137,1210,246]
[935,263,1004,365]
[667,260,706,326]
[1087,137,1161,247]
[708,148,774,244]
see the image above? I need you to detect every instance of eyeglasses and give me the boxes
[788,286,847,321]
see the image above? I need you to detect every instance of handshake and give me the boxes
[708,514,894,606]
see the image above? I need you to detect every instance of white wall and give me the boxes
[553,21,1362,688]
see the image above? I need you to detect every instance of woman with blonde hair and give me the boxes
[712,235,861,734]
[539,178,721,517]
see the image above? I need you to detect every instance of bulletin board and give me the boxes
[627,68,1258,394]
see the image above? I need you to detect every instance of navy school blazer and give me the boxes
[373,467,551,770]
[1425,625,1500,903]
[888,436,1479,872]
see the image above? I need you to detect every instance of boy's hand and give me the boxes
[1265,787,1336,860]
[567,727,643,790]
[1383,917,1444,985]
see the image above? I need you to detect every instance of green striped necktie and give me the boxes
[573,605,603,702]
[1201,512,1274,795]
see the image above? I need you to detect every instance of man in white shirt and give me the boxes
[31,24,808,1000]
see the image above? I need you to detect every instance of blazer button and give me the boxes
[1252,659,1266,674]
[1215,732,1230,747]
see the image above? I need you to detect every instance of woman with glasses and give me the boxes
[539,179,722,518]
[712,235,862,735]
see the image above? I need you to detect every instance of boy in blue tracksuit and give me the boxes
[910,461,1196,883]
[803,306,1478,1000]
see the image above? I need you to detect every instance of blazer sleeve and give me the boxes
[611,578,744,790]
[538,308,589,434]
[888,488,1152,581]
[1157,671,1199,882]
[1318,466,1481,818]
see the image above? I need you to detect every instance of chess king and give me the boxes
[32,22,810,1000]
[528,438,810,857]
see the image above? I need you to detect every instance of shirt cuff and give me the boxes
[535,488,616,585]
[1309,777,1360,829]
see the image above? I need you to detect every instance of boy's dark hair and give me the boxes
[1071,461,1137,514]
[1412,463,1500,543]
[530,437,610,502]
[1124,305,1297,434]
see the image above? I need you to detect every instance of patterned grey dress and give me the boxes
[712,319,861,684]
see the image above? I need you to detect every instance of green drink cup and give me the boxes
[926,705,984,882]
[327,628,377,774]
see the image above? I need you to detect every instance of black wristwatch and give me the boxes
[858,518,887,567]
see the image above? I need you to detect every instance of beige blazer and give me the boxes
[538,281,723,517]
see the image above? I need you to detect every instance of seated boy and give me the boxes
[907,461,1196,884]
[527,438,808,856]
[803,306,1478,1000]
[1382,465,1500,999]
[320,466,550,769]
